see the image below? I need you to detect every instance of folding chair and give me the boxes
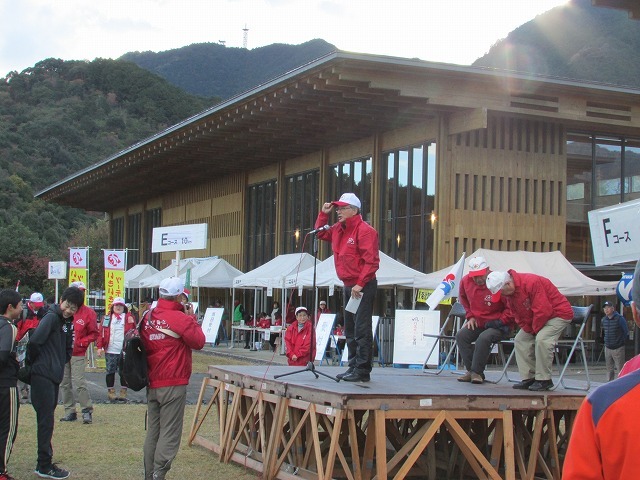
[422,301,466,374]
[496,305,593,391]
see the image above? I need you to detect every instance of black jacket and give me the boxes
[0,316,18,388]
[28,305,73,384]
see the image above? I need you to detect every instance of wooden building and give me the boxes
[37,52,640,290]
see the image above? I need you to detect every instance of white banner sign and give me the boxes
[588,198,640,266]
[48,261,67,279]
[151,223,208,253]
[103,250,126,271]
[69,248,88,268]
[201,308,224,343]
[392,310,440,365]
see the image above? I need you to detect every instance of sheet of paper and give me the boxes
[345,296,362,314]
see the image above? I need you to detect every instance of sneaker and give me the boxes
[457,371,472,382]
[336,368,354,380]
[528,379,554,391]
[59,412,77,422]
[35,464,70,479]
[470,372,484,384]
[82,411,92,424]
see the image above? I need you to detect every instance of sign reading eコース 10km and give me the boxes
[151,224,208,253]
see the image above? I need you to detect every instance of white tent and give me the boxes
[285,251,428,288]
[191,258,243,288]
[138,258,205,288]
[414,249,617,296]
[124,264,159,289]
[233,253,317,289]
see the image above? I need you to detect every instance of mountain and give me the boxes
[0,58,213,292]
[120,39,337,99]
[473,0,640,88]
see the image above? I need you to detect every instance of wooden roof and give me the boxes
[36,51,640,212]
[593,0,640,19]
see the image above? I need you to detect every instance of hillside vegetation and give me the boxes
[0,58,213,292]
[120,38,337,99]
[473,0,640,87]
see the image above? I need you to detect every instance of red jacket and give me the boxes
[502,270,573,334]
[563,370,640,479]
[285,321,313,366]
[141,298,206,388]
[72,304,99,356]
[15,309,40,342]
[97,312,136,351]
[315,211,379,287]
[458,273,513,328]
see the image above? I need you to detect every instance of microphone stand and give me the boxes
[274,231,339,382]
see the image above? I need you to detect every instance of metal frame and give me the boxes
[422,301,466,374]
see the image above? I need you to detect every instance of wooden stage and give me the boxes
[188,365,592,480]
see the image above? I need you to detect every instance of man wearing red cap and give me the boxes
[315,193,379,382]
[455,257,513,384]
[59,282,98,424]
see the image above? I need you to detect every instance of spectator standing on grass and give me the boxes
[96,297,135,402]
[600,301,628,381]
[141,276,205,480]
[29,286,81,479]
[60,281,99,424]
[0,289,23,480]
[15,292,46,402]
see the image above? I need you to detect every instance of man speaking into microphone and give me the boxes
[315,193,379,382]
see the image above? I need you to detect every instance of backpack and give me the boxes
[119,312,149,392]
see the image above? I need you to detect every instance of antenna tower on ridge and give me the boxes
[243,24,249,49]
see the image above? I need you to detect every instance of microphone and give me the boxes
[309,225,331,235]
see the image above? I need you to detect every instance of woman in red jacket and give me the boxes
[96,297,136,402]
[285,307,313,366]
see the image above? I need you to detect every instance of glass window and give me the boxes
[144,208,161,269]
[328,157,372,222]
[246,180,277,270]
[566,133,640,263]
[380,142,436,272]
[126,213,141,269]
[282,170,320,253]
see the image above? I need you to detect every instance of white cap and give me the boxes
[295,306,309,315]
[486,271,509,294]
[112,297,126,307]
[70,281,86,291]
[159,276,185,297]
[29,292,44,306]
[468,256,489,277]
[332,193,361,209]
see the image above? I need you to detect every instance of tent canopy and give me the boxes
[191,258,243,288]
[234,253,317,288]
[138,258,206,288]
[414,249,617,296]
[285,251,428,288]
[124,264,159,289]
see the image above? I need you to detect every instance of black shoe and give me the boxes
[341,372,370,382]
[59,412,77,422]
[34,464,70,479]
[243,345,250,349]
[82,411,92,424]
[336,368,354,380]
[528,380,554,391]
[512,378,536,390]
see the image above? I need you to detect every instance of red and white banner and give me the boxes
[69,248,88,268]
[104,250,126,310]
[103,250,126,271]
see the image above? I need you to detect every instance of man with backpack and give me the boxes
[141,277,205,480]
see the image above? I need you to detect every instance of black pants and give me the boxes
[343,279,377,374]
[456,326,510,375]
[31,375,58,470]
[0,386,19,475]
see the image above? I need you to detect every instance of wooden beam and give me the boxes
[448,108,488,135]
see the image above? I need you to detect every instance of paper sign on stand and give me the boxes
[314,314,336,362]
[392,310,440,366]
[201,308,224,343]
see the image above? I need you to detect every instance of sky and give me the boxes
[0,0,570,78]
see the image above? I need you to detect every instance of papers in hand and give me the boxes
[345,295,362,314]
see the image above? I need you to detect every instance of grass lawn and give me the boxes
[7,352,258,480]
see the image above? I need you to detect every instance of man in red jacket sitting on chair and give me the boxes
[285,307,313,366]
